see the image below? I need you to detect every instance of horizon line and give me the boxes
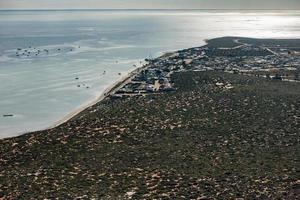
[0,8,300,11]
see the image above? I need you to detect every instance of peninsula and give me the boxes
[1,37,299,199]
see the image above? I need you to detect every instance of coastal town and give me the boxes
[1,37,299,199]
[10,37,300,101]
[110,37,300,99]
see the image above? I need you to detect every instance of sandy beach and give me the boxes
[46,62,150,130]
[46,50,179,131]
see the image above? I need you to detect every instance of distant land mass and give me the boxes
[0,37,299,199]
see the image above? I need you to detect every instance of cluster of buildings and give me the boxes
[113,59,176,98]
[173,43,300,81]
[112,41,300,98]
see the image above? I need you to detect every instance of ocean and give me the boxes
[0,10,299,138]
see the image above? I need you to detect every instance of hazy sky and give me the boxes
[0,0,299,10]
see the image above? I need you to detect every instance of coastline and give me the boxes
[3,36,299,138]
[1,37,299,198]
[45,36,295,131]
[46,62,150,130]
[0,66,146,139]
[0,49,185,139]
[45,50,179,131]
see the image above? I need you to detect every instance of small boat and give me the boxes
[3,114,13,117]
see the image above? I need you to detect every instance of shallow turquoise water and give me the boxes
[0,10,300,138]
